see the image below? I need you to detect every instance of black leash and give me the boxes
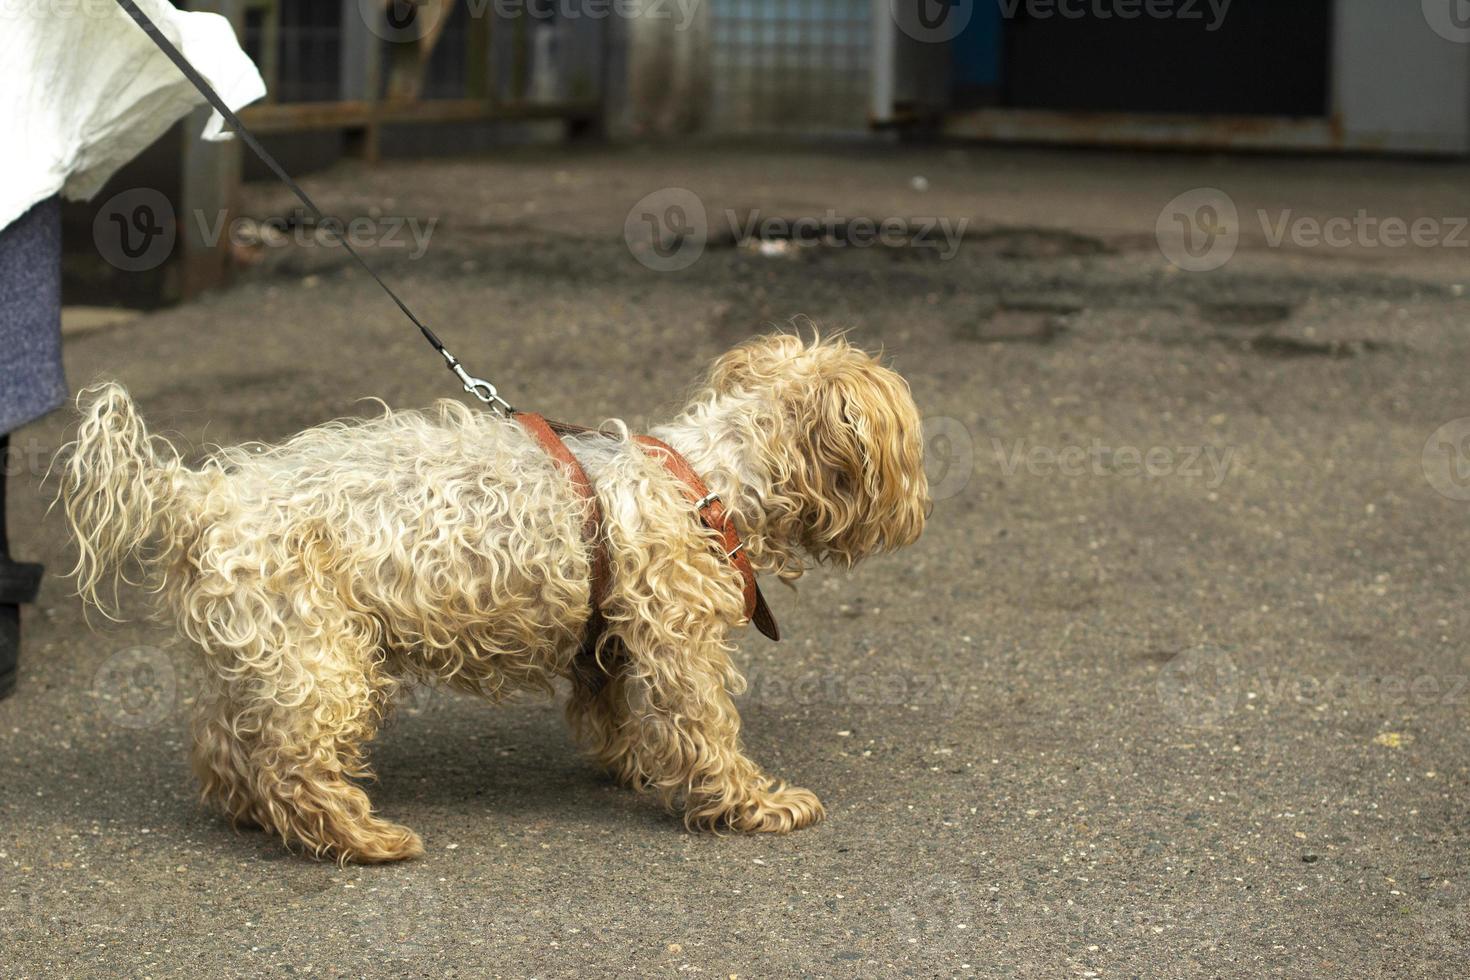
[111,0,513,414]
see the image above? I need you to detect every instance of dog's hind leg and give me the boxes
[190,616,423,863]
[565,630,825,834]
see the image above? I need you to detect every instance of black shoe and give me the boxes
[0,604,17,699]
[0,561,42,700]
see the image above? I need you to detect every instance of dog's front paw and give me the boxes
[319,818,425,865]
[724,784,825,834]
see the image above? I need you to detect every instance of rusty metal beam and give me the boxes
[938,108,1361,154]
[238,98,601,133]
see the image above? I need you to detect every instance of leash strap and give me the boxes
[110,0,512,413]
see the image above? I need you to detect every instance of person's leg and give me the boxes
[0,196,66,700]
[0,434,43,699]
[0,434,11,697]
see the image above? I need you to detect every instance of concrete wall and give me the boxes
[1334,0,1470,153]
[608,0,713,137]
[611,0,872,137]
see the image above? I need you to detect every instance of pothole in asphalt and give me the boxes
[998,292,1086,315]
[1200,300,1297,326]
[966,226,1111,259]
[953,293,1084,345]
[1236,334,1394,359]
[957,310,1069,344]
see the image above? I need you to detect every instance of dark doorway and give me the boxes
[985,2,1332,118]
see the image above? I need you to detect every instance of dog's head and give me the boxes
[711,332,928,572]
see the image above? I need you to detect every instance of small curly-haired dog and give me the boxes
[59,332,927,862]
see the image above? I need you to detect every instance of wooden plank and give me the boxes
[238,98,601,133]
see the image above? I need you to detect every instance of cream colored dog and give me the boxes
[59,333,928,863]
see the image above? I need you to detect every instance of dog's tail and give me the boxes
[57,382,197,618]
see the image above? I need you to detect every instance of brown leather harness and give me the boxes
[513,413,779,688]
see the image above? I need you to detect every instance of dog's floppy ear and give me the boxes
[713,331,927,567]
[790,348,927,565]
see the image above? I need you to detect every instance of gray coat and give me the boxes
[0,197,67,435]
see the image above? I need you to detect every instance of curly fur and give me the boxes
[58,332,928,863]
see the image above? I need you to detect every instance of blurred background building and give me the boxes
[67,0,1470,305]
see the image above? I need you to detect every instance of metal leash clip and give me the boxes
[442,351,514,415]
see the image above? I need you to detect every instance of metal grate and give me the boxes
[243,0,344,104]
[710,0,871,134]
[421,0,472,99]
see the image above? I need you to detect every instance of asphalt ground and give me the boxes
[3,143,1469,977]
